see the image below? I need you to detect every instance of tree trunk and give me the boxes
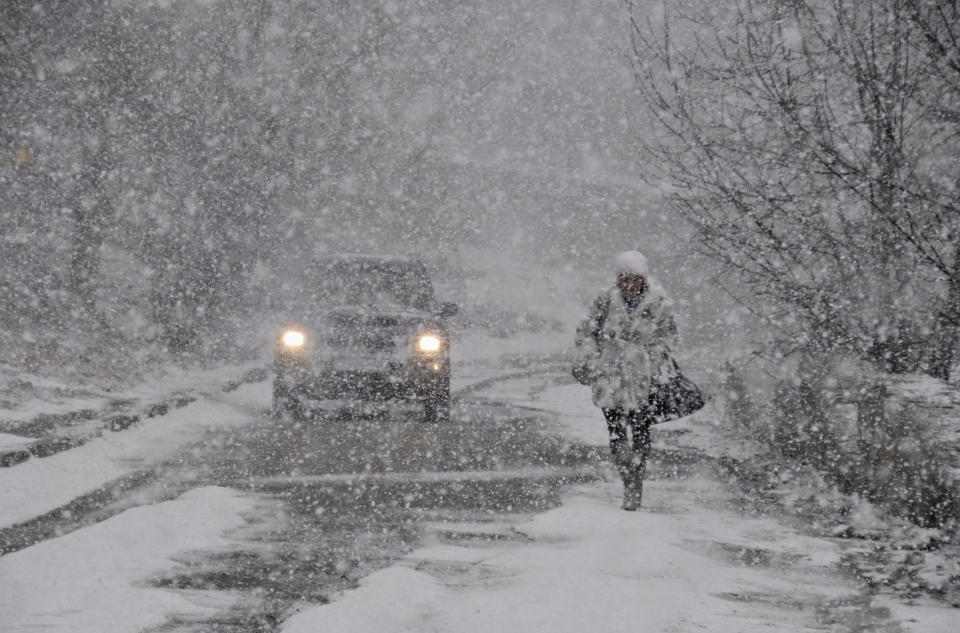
[70,140,113,310]
[928,243,960,381]
[70,206,103,308]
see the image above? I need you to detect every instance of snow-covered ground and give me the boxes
[283,485,890,633]
[0,378,268,529]
[0,359,265,424]
[2,249,957,633]
[0,378,275,633]
[0,487,260,633]
[0,431,33,452]
[279,371,957,633]
[3,331,954,632]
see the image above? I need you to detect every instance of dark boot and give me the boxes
[621,467,645,511]
[613,447,638,510]
[621,488,639,511]
[621,477,641,510]
[630,475,643,509]
[620,469,642,511]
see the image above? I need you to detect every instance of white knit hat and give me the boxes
[614,251,649,277]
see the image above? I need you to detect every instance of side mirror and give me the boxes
[435,302,458,317]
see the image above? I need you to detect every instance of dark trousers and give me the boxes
[602,407,654,490]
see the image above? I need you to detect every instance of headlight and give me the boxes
[418,335,441,352]
[282,330,305,347]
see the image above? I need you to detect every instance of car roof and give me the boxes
[312,254,426,268]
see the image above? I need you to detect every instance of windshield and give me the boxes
[300,259,435,312]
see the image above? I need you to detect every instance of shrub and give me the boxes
[728,355,960,530]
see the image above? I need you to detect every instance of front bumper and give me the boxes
[275,354,449,401]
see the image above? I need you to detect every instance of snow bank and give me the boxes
[0,432,32,451]
[280,480,863,633]
[0,380,268,529]
[0,486,256,633]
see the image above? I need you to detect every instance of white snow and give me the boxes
[0,486,256,633]
[0,432,32,451]
[283,477,858,633]
[0,380,268,529]
[0,359,265,423]
[281,365,958,633]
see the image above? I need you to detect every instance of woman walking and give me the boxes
[574,251,678,510]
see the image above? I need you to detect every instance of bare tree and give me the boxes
[628,0,959,377]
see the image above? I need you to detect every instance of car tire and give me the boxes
[423,398,449,423]
[423,377,451,423]
[272,378,305,420]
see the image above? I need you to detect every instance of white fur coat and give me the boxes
[574,280,678,410]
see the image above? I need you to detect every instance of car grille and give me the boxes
[327,335,397,352]
[320,370,410,399]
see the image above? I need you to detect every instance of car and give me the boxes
[271,255,458,422]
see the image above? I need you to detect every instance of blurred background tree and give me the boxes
[1,0,723,370]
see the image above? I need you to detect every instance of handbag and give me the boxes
[571,359,595,386]
[648,357,705,421]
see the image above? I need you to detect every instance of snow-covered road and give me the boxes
[283,477,893,633]
[1,331,956,633]
[0,375,267,532]
[284,374,950,633]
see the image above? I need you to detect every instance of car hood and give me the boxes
[325,306,439,330]
[284,307,445,353]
